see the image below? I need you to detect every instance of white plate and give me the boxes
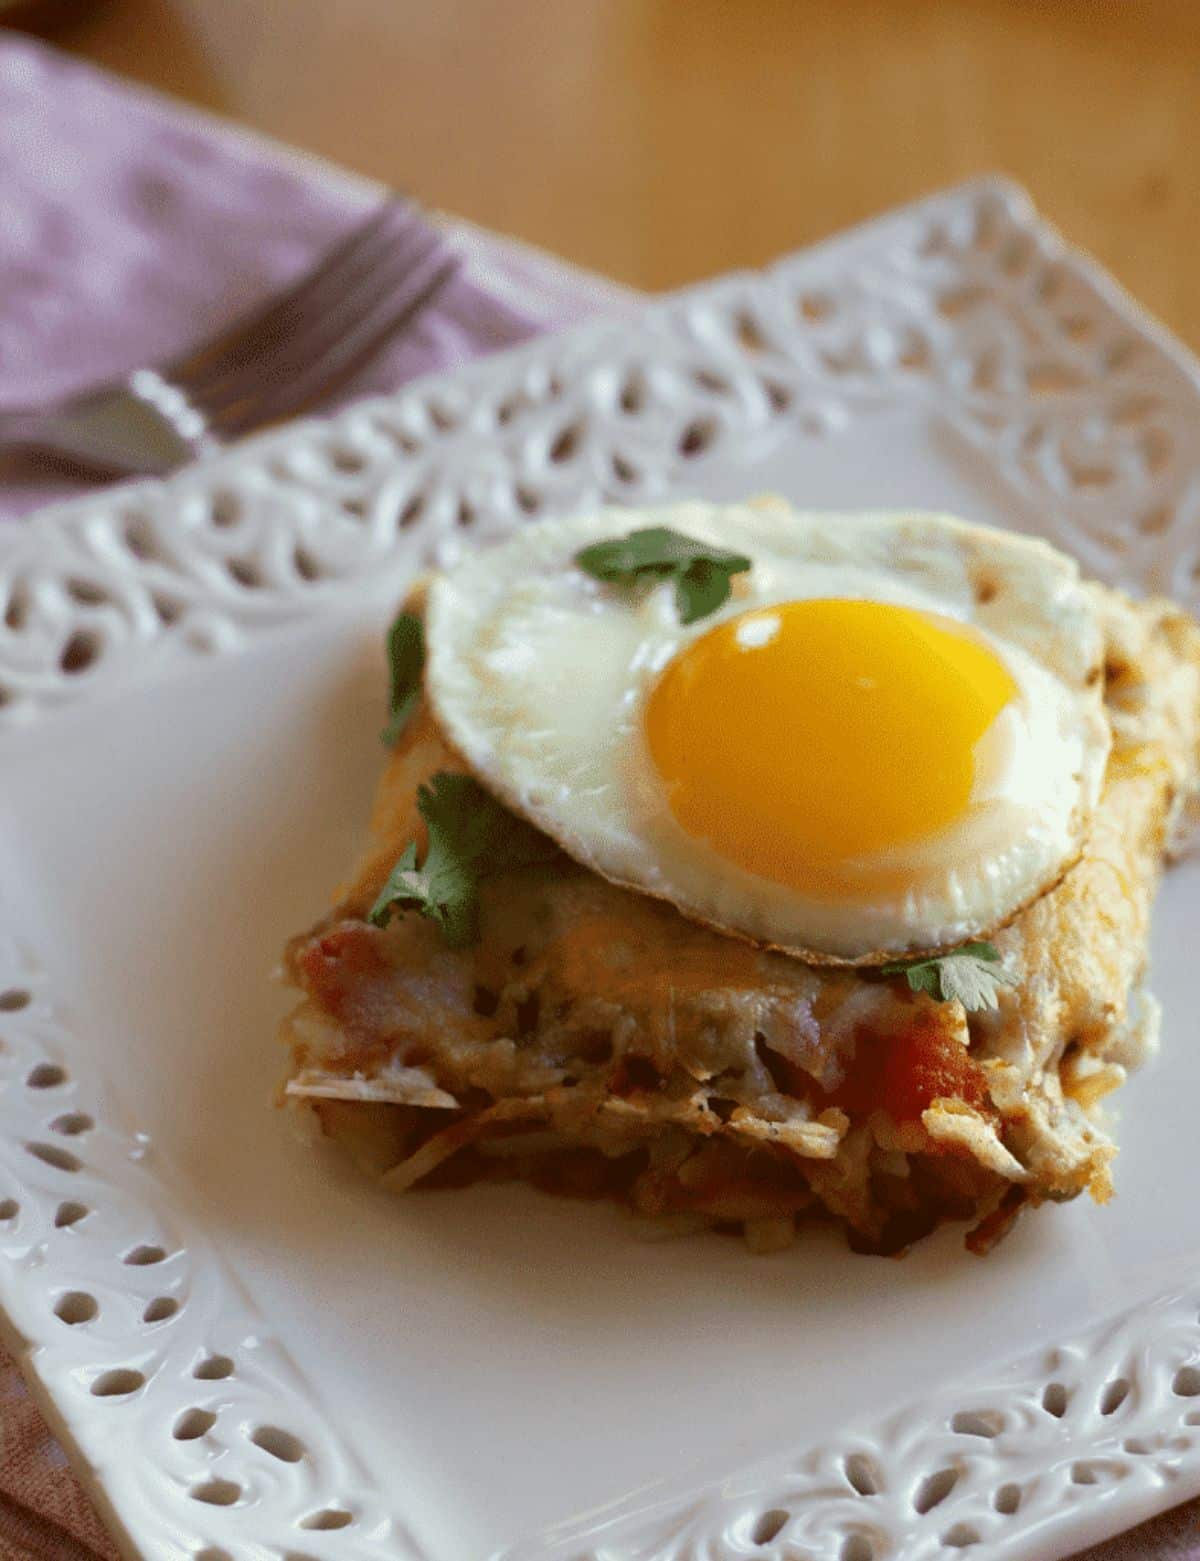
[3,178,1200,1561]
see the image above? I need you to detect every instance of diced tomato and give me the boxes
[298,924,389,1021]
[830,1014,992,1123]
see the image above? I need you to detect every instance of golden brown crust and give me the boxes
[279,581,1200,1253]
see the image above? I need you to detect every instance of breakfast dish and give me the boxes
[279,498,1200,1254]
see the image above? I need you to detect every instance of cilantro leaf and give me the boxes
[380,611,425,746]
[880,941,1016,1012]
[367,771,558,947]
[574,526,752,625]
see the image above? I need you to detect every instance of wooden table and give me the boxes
[42,0,1200,347]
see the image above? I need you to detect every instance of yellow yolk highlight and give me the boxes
[644,598,1018,895]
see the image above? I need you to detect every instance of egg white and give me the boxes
[423,500,1111,963]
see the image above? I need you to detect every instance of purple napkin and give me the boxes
[0,30,632,522]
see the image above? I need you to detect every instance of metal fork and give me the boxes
[0,199,461,477]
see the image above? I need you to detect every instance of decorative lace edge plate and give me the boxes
[3,177,1200,1560]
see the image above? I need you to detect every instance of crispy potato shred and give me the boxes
[280,587,1200,1255]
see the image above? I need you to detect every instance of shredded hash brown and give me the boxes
[279,584,1200,1254]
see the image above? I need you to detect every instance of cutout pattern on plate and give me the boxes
[0,941,426,1560]
[2,178,1200,1559]
[501,1289,1200,1559]
[2,179,1199,725]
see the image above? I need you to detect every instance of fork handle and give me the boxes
[0,382,202,477]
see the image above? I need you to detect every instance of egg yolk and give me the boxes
[644,598,1017,895]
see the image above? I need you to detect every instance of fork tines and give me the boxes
[169,199,461,436]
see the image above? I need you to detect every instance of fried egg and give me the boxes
[423,500,1111,962]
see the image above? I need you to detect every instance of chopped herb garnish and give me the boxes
[380,610,425,746]
[880,941,1016,1012]
[367,771,558,947]
[574,526,752,625]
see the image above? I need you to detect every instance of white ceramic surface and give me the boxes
[2,179,1200,1561]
